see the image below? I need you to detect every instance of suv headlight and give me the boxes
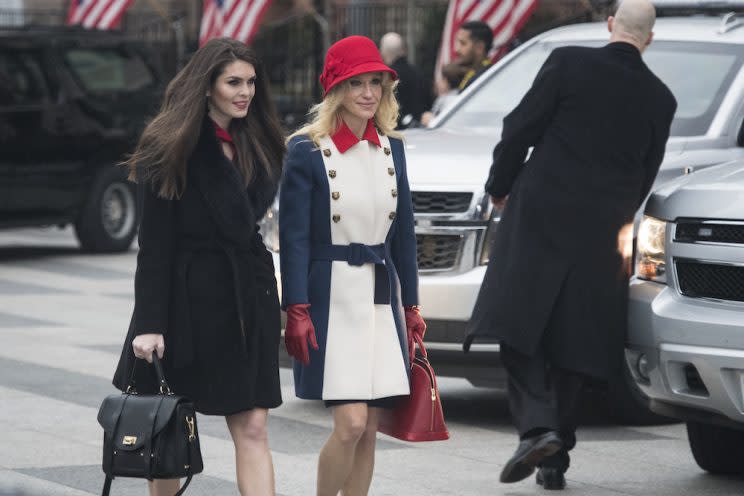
[259,199,279,252]
[635,215,667,283]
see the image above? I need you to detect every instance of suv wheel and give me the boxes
[687,421,744,475]
[75,165,138,253]
[606,363,674,426]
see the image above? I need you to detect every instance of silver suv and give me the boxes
[626,160,744,474]
[400,15,744,420]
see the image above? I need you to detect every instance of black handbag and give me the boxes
[97,353,203,495]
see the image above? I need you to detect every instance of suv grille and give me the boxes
[676,260,744,303]
[676,222,744,245]
[416,234,462,270]
[412,192,472,214]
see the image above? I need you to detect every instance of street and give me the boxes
[0,227,741,496]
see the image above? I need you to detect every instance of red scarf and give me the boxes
[211,119,237,160]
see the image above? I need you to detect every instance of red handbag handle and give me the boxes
[413,334,428,360]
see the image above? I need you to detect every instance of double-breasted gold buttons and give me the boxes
[332,192,340,200]
[328,170,336,179]
[333,214,341,223]
[383,147,391,156]
[389,212,396,220]
[391,189,398,198]
[387,167,395,176]
[323,149,332,157]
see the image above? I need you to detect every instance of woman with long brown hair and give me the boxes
[112,38,285,496]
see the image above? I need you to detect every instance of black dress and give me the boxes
[113,118,283,415]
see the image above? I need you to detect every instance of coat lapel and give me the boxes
[189,118,257,247]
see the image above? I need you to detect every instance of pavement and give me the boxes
[0,227,743,496]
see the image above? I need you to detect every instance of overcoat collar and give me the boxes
[188,117,274,248]
[331,119,381,153]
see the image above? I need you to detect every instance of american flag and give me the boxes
[437,0,538,70]
[199,0,273,47]
[66,0,134,30]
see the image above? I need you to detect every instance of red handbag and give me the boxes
[378,335,449,442]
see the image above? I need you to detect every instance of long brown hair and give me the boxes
[124,38,286,199]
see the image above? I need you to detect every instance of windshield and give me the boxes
[440,40,744,137]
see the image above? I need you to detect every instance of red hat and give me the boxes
[320,35,398,96]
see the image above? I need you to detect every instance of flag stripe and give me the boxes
[199,0,273,46]
[67,0,133,30]
[436,0,537,80]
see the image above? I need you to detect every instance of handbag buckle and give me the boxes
[186,416,196,442]
[122,435,137,446]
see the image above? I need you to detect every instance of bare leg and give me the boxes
[340,407,381,496]
[226,408,276,496]
[317,403,368,496]
[148,479,180,496]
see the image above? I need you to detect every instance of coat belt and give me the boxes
[311,243,390,304]
[172,236,264,369]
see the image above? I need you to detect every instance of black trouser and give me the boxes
[500,343,585,473]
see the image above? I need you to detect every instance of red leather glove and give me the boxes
[285,304,318,365]
[404,306,426,363]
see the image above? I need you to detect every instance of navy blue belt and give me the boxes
[311,243,390,304]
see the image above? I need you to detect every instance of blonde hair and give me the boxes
[289,73,402,145]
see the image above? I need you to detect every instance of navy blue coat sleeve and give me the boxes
[485,49,563,198]
[133,177,176,335]
[279,137,313,309]
[390,138,419,307]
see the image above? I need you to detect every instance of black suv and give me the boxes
[0,26,166,252]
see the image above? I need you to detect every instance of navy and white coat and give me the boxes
[279,126,419,400]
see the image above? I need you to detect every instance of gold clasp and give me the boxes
[123,435,137,446]
[431,388,436,401]
[185,416,196,442]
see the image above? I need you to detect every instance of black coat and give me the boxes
[113,118,283,415]
[468,43,676,379]
[391,56,429,126]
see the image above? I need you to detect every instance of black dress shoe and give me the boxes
[499,431,563,483]
[536,467,566,490]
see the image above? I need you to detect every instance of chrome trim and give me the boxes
[660,342,744,359]
[672,257,744,306]
[673,220,744,247]
[425,342,501,353]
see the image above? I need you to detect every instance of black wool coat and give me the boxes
[113,118,283,415]
[468,42,677,379]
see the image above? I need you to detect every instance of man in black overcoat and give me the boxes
[466,0,676,489]
[380,32,430,128]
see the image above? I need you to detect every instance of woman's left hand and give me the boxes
[404,306,426,363]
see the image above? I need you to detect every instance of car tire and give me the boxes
[687,421,744,475]
[606,362,675,426]
[74,164,138,253]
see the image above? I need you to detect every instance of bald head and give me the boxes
[609,0,656,52]
[380,32,405,65]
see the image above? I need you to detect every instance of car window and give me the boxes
[440,40,743,138]
[64,48,154,93]
[0,51,43,105]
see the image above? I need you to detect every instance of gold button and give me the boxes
[332,192,340,200]
[323,149,332,157]
[391,189,398,197]
[328,170,336,178]
[387,167,395,176]
[389,212,396,220]
[333,214,341,223]
[384,147,391,156]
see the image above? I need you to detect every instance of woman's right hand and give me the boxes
[132,333,165,363]
[284,304,318,365]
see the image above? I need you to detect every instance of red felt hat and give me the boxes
[320,35,398,96]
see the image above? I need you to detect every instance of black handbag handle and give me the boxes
[126,352,172,395]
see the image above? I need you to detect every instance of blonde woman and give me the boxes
[278,35,426,496]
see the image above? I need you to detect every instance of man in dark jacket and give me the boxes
[455,20,493,92]
[466,0,676,489]
[380,32,430,128]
